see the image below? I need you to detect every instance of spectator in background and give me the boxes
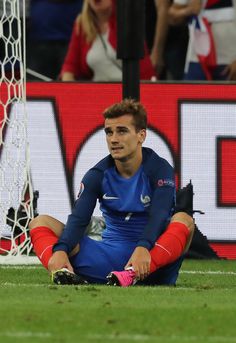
[145,0,189,80]
[61,0,155,82]
[145,0,157,54]
[26,0,83,81]
[169,0,236,81]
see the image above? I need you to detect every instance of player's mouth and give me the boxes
[111,147,123,152]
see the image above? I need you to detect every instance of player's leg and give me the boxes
[140,213,194,286]
[29,215,85,285]
[70,237,136,284]
[107,213,194,287]
[148,211,194,272]
[29,215,65,269]
[138,255,185,286]
[147,181,196,274]
[107,182,195,287]
[30,215,134,285]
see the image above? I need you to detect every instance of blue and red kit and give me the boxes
[53,147,181,283]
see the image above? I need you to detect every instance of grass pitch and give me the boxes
[0,259,236,343]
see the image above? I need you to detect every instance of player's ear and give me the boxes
[139,129,146,143]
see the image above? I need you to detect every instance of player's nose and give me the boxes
[110,132,119,142]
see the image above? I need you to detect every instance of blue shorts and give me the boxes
[69,236,184,285]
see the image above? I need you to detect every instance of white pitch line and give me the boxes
[0,265,41,269]
[0,283,49,287]
[180,270,236,276]
[1,265,236,276]
[0,331,52,338]
[87,334,236,342]
[1,332,235,342]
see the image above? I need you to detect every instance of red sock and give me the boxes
[30,226,58,269]
[149,222,190,273]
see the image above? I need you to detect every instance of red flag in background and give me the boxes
[192,16,216,80]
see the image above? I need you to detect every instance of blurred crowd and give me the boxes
[1,0,236,82]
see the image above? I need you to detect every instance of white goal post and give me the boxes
[0,0,38,263]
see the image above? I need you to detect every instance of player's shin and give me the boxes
[149,220,192,273]
[30,227,58,269]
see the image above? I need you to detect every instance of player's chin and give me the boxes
[113,154,130,163]
[110,148,124,158]
[112,154,124,161]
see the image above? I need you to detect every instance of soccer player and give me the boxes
[29,99,194,287]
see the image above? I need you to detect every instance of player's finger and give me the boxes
[146,262,150,275]
[139,266,147,280]
[124,260,132,269]
[65,261,74,273]
[141,263,150,280]
[133,264,140,279]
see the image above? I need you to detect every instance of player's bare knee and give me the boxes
[29,215,65,237]
[29,215,54,231]
[171,212,195,234]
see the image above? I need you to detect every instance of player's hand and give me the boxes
[48,251,74,273]
[125,247,151,280]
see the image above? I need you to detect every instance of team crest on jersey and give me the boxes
[77,182,84,199]
[140,194,151,207]
[157,179,175,187]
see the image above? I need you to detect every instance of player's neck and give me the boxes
[115,150,142,178]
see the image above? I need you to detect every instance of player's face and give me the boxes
[104,114,146,162]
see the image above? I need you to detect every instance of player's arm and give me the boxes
[138,181,175,250]
[49,169,102,271]
[126,164,175,279]
[125,185,175,279]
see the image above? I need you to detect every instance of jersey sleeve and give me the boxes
[53,168,102,254]
[137,161,175,250]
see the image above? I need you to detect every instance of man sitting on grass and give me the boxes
[29,98,194,287]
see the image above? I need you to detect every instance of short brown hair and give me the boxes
[103,98,147,131]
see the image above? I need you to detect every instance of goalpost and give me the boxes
[0,0,38,264]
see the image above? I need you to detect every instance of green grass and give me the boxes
[0,259,236,343]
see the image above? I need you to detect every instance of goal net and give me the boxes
[0,0,37,263]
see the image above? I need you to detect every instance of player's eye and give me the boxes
[104,128,113,136]
[117,128,128,134]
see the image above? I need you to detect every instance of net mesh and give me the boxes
[0,0,35,261]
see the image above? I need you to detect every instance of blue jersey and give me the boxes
[53,147,175,254]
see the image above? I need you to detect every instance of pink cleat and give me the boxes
[107,268,137,287]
